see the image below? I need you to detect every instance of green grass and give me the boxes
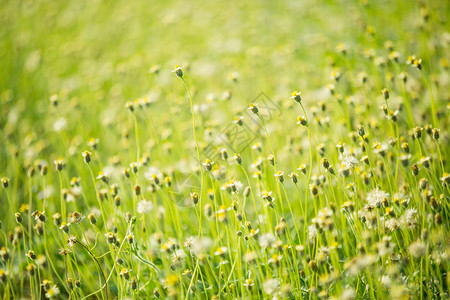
[0,0,449,299]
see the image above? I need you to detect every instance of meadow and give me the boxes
[0,0,449,299]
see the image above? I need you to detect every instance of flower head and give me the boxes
[172,64,184,77]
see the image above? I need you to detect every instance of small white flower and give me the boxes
[45,285,60,298]
[366,188,389,208]
[409,240,426,258]
[381,275,391,288]
[341,155,359,168]
[53,118,67,132]
[137,200,153,214]
[263,278,279,295]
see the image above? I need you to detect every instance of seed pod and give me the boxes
[190,192,199,205]
[410,164,419,176]
[131,278,137,290]
[1,177,9,189]
[297,116,307,126]
[321,158,330,169]
[53,213,62,226]
[88,214,97,225]
[67,278,74,289]
[133,184,141,196]
[82,151,91,163]
[105,232,117,244]
[356,125,365,137]
[381,88,389,100]
[15,213,22,224]
[34,223,43,235]
[127,234,134,244]
[27,250,37,260]
[432,128,440,140]
[221,149,228,160]
[75,280,82,288]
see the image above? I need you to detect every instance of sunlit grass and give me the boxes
[0,0,449,299]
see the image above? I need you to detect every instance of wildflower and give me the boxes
[137,200,153,213]
[275,222,286,235]
[356,125,365,137]
[407,55,422,69]
[67,236,77,248]
[341,201,354,212]
[366,188,389,208]
[82,151,92,163]
[105,232,117,244]
[119,268,130,280]
[220,148,228,160]
[172,64,184,77]
[341,155,358,169]
[290,91,302,103]
[202,159,214,171]
[88,213,96,225]
[214,246,228,258]
[297,116,307,126]
[336,43,348,54]
[401,142,410,153]
[289,172,298,183]
[440,173,450,186]
[243,278,254,290]
[376,236,394,256]
[216,205,227,222]
[373,143,388,156]
[419,156,431,168]
[190,192,199,205]
[400,208,417,229]
[96,171,109,183]
[248,102,258,114]
[409,240,426,258]
[15,212,23,223]
[0,269,6,282]
[413,126,423,139]
[53,213,62,226]
[68,211,84,224]
[54,158,65,171]
[58,221,70,233]
[243,186,251,197]
[1,247,9,261]
[274,171,284,182]
[381,88,389,100]
[26,263,36,276]
[49,94,58,106]
[330,68,342,81]
[431,128,440,140]
[133,184,141,196]
[385,218,400,232]
[358,72,368,85]
[1,177,9,188]
[129,162,138,173]
[233,116,244,125]
[298,164,307,174]
[321,158,330,169]
[263,278,279,295]
[388,110,399,122]
[233,153,242,164]
[26,250,37,260]
[261,191,274,202]
[45,285,60,298]
[126,101,134,112]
